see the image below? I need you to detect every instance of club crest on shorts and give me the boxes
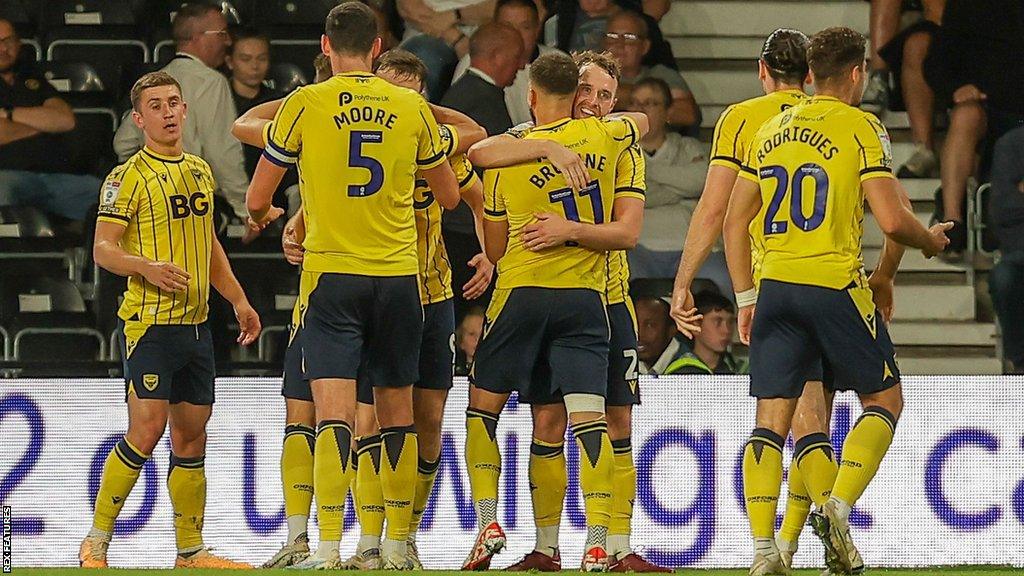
[143,373,159,391]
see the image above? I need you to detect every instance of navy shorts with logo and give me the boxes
[302,272,423,389]
[282,323,312,402]
[118,319,215,405]
[357,298,456,405]
[749,279,900,399]
[473,287,609,401]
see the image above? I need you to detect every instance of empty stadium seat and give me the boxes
[3,276,105,362]
[266,62,307,93]
[18,37,40,61]
[0,325,9,360]
[257,0,338,35]
[68,107,118,176]
[38,61,110,107]
[40,0,138,29]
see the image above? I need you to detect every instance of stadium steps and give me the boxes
[664,0,1001,373]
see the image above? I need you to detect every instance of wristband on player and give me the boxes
[735,288,757,308]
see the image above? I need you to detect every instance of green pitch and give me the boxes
[10,568,1019,576]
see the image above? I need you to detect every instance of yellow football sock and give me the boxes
[832,407,897,506]
[380,426,418,542]
[313,420,353,543]
[743,428,784,539]
[573,419,614,549]
[465,408,501,530]
[794,432,838,506]
[282,424,315,540]
[778,450,811,545]
[608,438,635,558]
[529,438,566,555]
[167,453,206,552]
[409,457,440,537]
[92,437,149,534]
[354,434,385,541]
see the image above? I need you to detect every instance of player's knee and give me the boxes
[126,421,165,455]
[285,399,316,427]
[532,405,568,443]
[169,426,207,457]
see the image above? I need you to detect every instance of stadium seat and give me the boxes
[0,0,37,36]
[257,0,338,36]
[0,325,10,360]
[151,38,176,65]
[266,62,307,93]
[68,107,118,176]
[3,276,106,362]
[143,0,245,35]
[39,0,138,29]
[37,61,111,107]
[45,39,147,105]
[19,37,40,61]
[269,39,320,86]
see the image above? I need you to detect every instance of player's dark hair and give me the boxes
[530,52,580,96]
[694,291,735,316]
[633,77,671,107]
[495,0,538,21]
[229,27,270,55]
[807,27,866,86]
[171,1,221,43]
[373,49,427,89]
[130,71,183,112]
[573,50,621,83]
[313,53,332,83]
[325,1,379,57]
[761,28,808,84]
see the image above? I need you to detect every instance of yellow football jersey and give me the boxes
[738,95,895,289]
[96,147,216,324]
[265,72,447,276]
[483,116,639,292]
[605,143,646,304]
[416,123,480,304]
[710,89,808,282]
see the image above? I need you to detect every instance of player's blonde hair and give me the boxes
[129,71,182,112]
[572,50,621,83]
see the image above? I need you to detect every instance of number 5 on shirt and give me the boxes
[348,130,384,197]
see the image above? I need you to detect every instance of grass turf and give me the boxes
[10,568,1019,576]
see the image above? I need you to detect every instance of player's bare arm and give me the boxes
[429,104,487,153]
[868,185,914,323]
[864,177,951,258]
[523,196,644,251]
[231,98,283,147]
[281,208,305,266]
[469,134,592,192]
[671,164,741,336]
[209,233,262,346]
[483,217,509,265]
[420,160,461,210]
[723,176,763,345]
[94,220,190,292]
[245,156,286,227]
[460,178,494,299]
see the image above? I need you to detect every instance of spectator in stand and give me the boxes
[634,290,686,375]
[552,0,676,71]
[397,0,497,101]
[604,10,700,134]
[664,291,743,375]
[627,77,708,279]
[987,127,1024,375]
[862,0,945,179]
[453,0,563,125]
[113,3,249,221]
[362,0,402,53]
[0,18,98,222]
[455,306,485,375]
[925,0,1024,257]
[441,22,522,321]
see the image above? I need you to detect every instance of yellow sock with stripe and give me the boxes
[167,453,206,554]
[573,419,614,550]
[409,457,440,538]
[607,437,635,559]
[831,406,897,516]
[794,432,838,507]
[92,437,149,536]
[380,425,418,554]
[313,420,353,557]
[743,428,784,541]
[778,452,811,548]
[465,408,501,530]
[529,438,566,556]
[282,423,315,542]
[354,434,385,553]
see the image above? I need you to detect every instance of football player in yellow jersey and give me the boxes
[468,51,667,573]
[463,52,644,573]
[79,72,261,570]
[723,28,950,576]
[245,3,460,569]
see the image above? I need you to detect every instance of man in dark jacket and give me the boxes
[987,126,1024,374]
